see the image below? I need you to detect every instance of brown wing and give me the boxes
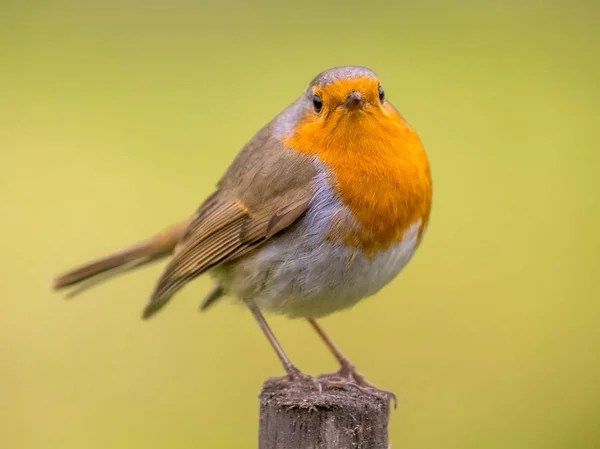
[142,194,310,318]
[142,116,317,319]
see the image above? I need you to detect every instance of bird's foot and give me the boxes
[317,362,397,409]
[270,365,324,393]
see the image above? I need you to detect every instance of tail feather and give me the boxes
[199,285,225,311]
[52,219,190,290]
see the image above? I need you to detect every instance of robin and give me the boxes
[53,66,432,405]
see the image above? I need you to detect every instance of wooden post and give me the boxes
[259,378,391,449]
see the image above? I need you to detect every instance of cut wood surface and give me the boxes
[259,378,391,449]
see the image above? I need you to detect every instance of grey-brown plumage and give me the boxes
[52,220,191,289]
[309,66,377,88]
[147,115,318,318]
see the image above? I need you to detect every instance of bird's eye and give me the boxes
[312,95,323,113]
[378,86,385,104]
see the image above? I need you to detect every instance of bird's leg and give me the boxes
[244,299,312,382]
[308,318,397,408]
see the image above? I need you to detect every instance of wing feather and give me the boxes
[142,194,310,318]
[142,131,318,318]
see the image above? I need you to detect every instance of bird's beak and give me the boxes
[344,91,365,109]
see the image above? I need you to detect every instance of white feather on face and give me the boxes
[210,161,423,319]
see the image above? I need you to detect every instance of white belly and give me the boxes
[211,173,423,319]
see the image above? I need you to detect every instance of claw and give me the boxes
[317,363,398,409]
[269,363,397,409]
[271,366,324,393]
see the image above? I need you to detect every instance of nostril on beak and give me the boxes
[344,91,363,108]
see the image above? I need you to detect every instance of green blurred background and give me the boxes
[2,0,599,447]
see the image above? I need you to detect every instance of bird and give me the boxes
[52,66,432,405]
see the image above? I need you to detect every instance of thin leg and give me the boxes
[308,318,397,408]
[244,298,307,379]
[308,318,353,372]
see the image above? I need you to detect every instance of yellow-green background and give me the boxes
[2,0,599,448]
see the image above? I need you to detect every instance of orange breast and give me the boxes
[285,93,432,257]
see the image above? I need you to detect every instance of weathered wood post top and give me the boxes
[259,379,392,449]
